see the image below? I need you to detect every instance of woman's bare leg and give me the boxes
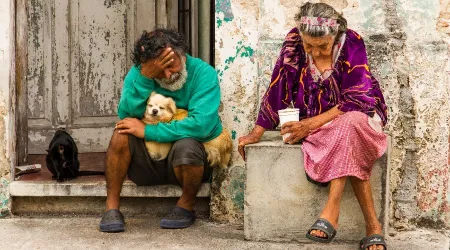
[349,177,384,250]
[309,176,347,238]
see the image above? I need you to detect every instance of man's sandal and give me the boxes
[305,218,337,243]
[360,234,387,250]
[160,206,196,229]
[99,209,125,233]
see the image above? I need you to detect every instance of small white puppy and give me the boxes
[142,92,232,168]
[142,92,179,161]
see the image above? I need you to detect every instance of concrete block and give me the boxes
[244,131,389,242]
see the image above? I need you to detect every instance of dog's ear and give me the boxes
[166,97,177,115]
[148,92,156,104]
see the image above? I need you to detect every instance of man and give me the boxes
[99,29,222,233]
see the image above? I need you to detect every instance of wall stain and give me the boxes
[229,166,245,212]
[217,41,255,82]
[216,0,234,28]
[216,0,234,22]
[0,177,10,217]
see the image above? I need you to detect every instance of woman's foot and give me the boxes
[308,177,346,239]
[361,222,385,250]
[308,213,339,239]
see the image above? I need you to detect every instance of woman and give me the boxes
[238,3,388,250]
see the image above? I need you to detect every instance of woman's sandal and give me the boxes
[359,234,387,250]
[305,218,337,243]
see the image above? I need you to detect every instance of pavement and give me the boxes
[0,216,449,250]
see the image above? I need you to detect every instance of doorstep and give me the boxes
[10,153,210,197]
[9,180,211,197]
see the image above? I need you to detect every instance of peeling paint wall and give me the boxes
[0,0,11,216]
[212,0,259,223]
[215,0,450,228]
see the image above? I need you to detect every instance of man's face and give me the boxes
[154,51,184,80]
[154,53,188,92]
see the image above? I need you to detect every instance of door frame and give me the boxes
[11,0,27,167]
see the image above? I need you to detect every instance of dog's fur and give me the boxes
[46,130,104,182]
[142,92,232,168]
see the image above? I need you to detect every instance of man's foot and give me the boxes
[160,206,196,229]
[99,209,125,233]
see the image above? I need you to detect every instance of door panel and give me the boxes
[26,0,157,153]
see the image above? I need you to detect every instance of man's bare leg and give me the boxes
[310,176,347,238]
[349,177,384,250]
[173,165,204,211]
[105,131,131,211]
[159,164,204,229]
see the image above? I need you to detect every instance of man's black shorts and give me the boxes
[127,135,212,186]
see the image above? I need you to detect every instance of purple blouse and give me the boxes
[256,28,388,129]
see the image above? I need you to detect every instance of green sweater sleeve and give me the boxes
[144,69,221,143]
[117,66,156,120]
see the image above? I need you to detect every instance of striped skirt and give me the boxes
[302,111,387,183]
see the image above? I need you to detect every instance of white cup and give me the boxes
[278,108,300,143]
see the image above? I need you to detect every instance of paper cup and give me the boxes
[278,108,300,143]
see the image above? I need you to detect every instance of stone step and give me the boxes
[9,180,210,197]
[244,131,390,243]
[11,196,211,217]
[9,180,211,216]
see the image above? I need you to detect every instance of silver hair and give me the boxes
[295,2,347,38]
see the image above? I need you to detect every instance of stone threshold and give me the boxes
[9,180,210,197]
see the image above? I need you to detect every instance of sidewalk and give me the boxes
[0,216,448,250]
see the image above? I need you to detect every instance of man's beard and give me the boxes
[154,60,188,92]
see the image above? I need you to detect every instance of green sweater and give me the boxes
[118,55,222,143]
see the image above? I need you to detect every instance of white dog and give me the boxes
[142,92,232,168]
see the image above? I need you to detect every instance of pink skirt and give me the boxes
[302,111,387,183]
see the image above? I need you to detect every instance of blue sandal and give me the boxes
[160,206,196,229]
[99,209,125,233]
[305,218,337,243]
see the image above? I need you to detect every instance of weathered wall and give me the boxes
[214,0,450,228]
[0,0,11,216]
[212,0,259,223]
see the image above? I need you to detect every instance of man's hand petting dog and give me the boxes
[116,118,145,139]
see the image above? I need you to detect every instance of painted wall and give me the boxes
[214,0,450,228]
[0,0,11,217]
[212,0,259,223]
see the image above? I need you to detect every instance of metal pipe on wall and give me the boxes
[198,0,210,64]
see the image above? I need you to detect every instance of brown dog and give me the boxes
[142,92,232,168]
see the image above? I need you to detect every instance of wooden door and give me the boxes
[24,0,176,155]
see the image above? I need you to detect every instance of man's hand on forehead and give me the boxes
[158,47,175,67]
[140,47,175,79]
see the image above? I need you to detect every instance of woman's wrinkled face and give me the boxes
[301,33,335,58]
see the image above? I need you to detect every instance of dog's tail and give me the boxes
[77,171,105,176]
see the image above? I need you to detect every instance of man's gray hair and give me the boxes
[295,2,347,38]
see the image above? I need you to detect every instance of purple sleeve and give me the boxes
[256,28,301,129]
[337,31,376,115]
[255,57,289,129]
